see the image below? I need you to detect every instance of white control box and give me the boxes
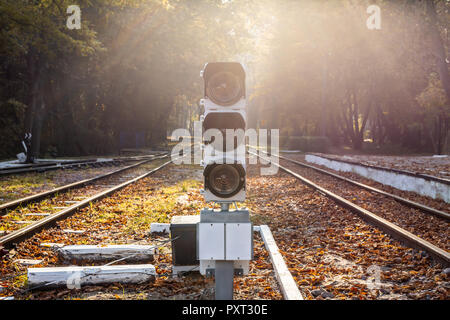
[198,223,252,261]
[198,223,225,260]
[226,223,252,260]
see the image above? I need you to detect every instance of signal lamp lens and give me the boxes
[205,164,245,198]
[206,71,242,106]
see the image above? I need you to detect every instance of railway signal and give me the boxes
[197,62,253,300]
[200,62,247,203]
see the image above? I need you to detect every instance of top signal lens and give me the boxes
[206,71,242,106]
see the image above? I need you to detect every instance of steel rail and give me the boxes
[251,148,450,220]
[0,154,167,215]
[0,157,174,248]
[0,154,162,176]
[0,159,97,172]
[249,150,450,267]
[0,159,104,175]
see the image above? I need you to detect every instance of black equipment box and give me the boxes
[170,215,200,266]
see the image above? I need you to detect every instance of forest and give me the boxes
[0,0,449,161]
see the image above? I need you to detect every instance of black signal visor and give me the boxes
[203,112,245,132]
[203,113,246,151]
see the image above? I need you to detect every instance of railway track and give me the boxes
[0,154,171,249]
[248,149,450,267]
[0,157,283,300]
[245,163,448,299]
[257,150,449,220]
[0,154,165,214]
[0,154,162,176]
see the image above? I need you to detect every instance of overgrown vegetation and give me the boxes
[0,0,448,159]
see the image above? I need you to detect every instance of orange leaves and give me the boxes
[246,162,449,301]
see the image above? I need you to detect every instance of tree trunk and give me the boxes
[29,72,48,161]
[24,52,42,163]
[426,1,450,104]
[375,106,387,147]
[30,99,45,160]
[346,91,371,151]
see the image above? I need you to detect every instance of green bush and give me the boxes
[0,99,25,159]
[280,136,330,153]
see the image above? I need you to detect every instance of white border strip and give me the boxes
[259,225,303,300]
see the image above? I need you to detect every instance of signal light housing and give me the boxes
[200,62,247,203]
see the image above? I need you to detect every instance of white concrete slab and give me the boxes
[58,244,156,262]
[14,259,43,266]
[12,221,33,225]
[24,213,51,217]
[62,229,86,234]
[172,265,199,276]
[27,264,156,288]
[150,223,170,234]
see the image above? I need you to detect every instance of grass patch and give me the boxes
[250,213,272,226]
[124,179,202,233]
[0,173,57,202]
